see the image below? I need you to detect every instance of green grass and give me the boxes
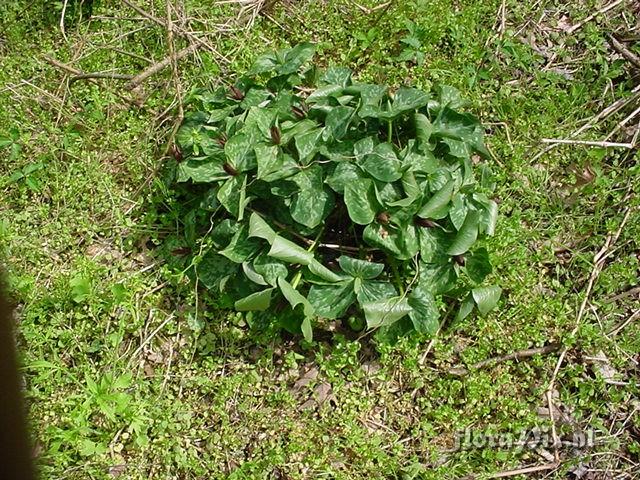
[1,0,639,478]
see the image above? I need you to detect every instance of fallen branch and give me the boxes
[43,55,142,106]
[608,34,640,69]
[541,138,635,149]
[448,343,561,376]
[566,0,625,35]
[126,43,199,90]
[121,0,228,64]
[488,462,559,478]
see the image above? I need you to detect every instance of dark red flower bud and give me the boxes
[229,85,244,101]
[292,106,306,119]
[270,126,281,145]
[170,144,183,162]
[454,254,465,266]
[415,217,437,228]
[216,132,227,147]
[223,162,238,176]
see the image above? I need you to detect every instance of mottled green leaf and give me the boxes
[295,128,323,163]
[217,174,248,218]
[344,178,378,225]
[465,247,492,283]
[308,281,356,319]
[248,212,276,243]
[219,225,261,263]
[290,165,334,228]
[325,162,363,194]
[472,285,502,315]
[338,256,384,279]
[360,143,402,182]
[324,106,354,140]
[446,210,480,255]
[363,297,412,329]
[177,159,227,183]
[277,277,315,318]
[253,253,288,286]
[418,179,454,219]
[408,288,439,334]
[355,280,397,304]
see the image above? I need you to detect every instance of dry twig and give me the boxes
[447,343,561,376]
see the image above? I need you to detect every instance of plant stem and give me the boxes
[389,257,404,294]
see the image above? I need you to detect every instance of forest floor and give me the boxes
[1,0,639,478]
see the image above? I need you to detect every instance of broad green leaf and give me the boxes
[248,212,276,243]
[290,165,334,228]
[363,296,412,329]
[235,288,275,311]
[355,280,397,304]
[408,288,439,334]
[253,253,288,286]
[325,162,363,194]
[280,119,317,144]
[277,277,315,318]
[338,256,384,279]
[243,107,275,140]
[240,88,271,108]
[324,106,354,140]
[346,84,387,106]
[307,84,344,103]
[177,159,227,183]
[217,174,248,218]
[472,285,502,315]
[268,235,314,264]
[248,52,279,75]
[308,281,356,319]
[418,227,450,264]
[344,178,378,225]
[418,262,457,295]
[307,260,345,283]
[242,262,268,285]
[418,179,454,219]
[279,43,316,75]
[295,128,323,163]
[446,210,480,255]
[363,214,419,260]
[449,193,468,230]
[320,67,352,87]
[360,143,402,182]
[196,252,239,291]
[219,225,261,263]
[455,293,475,323]
[392,86,430,113]
[353,136,376,159]
[301,317,313,342]
[464,247,492,283]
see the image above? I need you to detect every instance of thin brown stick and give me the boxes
[541,138,635,148]
[121,0,228,63]
[488,462,559,478]
[448,343,561,376]
[609,308,640,336]
[604,286,640,304]
[70,72,134,83]
[43,55,142,106]
[566,0,625,35]
[608,34,640,69]
[126,43,199,90]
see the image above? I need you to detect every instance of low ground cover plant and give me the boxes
[170,43,501,342]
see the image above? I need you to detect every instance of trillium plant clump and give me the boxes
[171,43,501,342]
